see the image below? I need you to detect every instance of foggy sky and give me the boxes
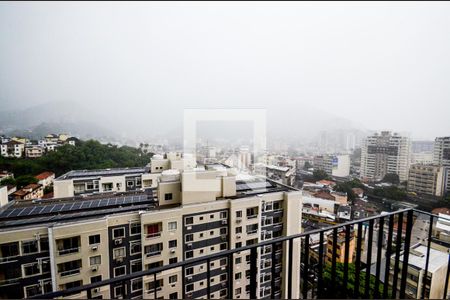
[1,1,450,140]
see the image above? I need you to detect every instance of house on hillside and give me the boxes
[35,172,55,188]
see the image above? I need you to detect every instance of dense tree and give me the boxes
[313,169,330,181]
[372,185,407,201]
[0,139,154,178]
[382,173,400,185]
[334,178,365,202]
[15,175,38,188]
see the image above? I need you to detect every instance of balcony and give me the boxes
[58,247,80,256]
[59,268,81,277]
[31,208,450,300]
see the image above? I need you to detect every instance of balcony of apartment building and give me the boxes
[31,209,450,300]
[145,223,163,240]
[57,259,82,278]
[0,241,20,264]
[55,236,81,256]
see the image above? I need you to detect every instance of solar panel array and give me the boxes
[0,194,152,219]
[63,168,147,179]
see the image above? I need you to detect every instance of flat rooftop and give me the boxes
[56,167,149,180]
[0,189,156,230]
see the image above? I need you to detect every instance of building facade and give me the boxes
[0,167,302,299]
[313,154,350,178]
[407,164,445,197]
[360,131,411,182]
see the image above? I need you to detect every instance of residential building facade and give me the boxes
[407,164,445,197]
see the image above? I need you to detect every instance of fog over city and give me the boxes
[1,2,450,142]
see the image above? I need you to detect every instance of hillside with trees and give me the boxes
[0,140,153,178]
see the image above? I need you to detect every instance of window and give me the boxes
[186,251,193,259]
[236,257,242,264]
[22,240,38,254]
[235,287,242,295]
[220,274,227,282]
[168,221,177,231]
[88,234,100,245]
[146,223,162,238]
[236,227,242,234]
[273,201,281,210]
[185,217,194,225]
[165,193,173,201]
[236,210,242,218]
[169,275,177,284]
[210,246,215,251]
[40,238,49,252]
[199,216,204,221]
[114,286,123,298]
[169,293,178,299]
[246,207,258,218]
[147,261,163,269]
[220,243,227,250]
[210,214,215,219]
[169,240,177,248]
[131,260,142,273]
[130,223,141,235]
[169,257,177,264]
[235,242,242,248]
[114,266,126,277]
[0,242,19,258]
[210,230,214,236]
[113,228,125,239]
[135,178,142,186]
[131,278,143,292]
[185,234,193,242]
[148,279,163,291]
[127,180,134,187]
[220,289,227,297]
[90,255,101,266]
[186,283,194,292]
[130,241,141,255]
[220,258,227,266]
[246,239,257,246]
[25,285,40,297]
[235,272,242,280]
[23,262,40,277]
[199,233,204,238]
[145,243,163,257]
[186,267,194,275]
[265,202,273,211]
[113,247,125,259]
[246,224,258,234]
[220,211,227,219]
[65,280,82,290]
[91,275,102,283]
[220,228,227,235]
[200,249,204,254]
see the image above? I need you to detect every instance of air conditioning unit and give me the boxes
[187,276,193,281]
[221,235,227,241]
[221,266,226,271]
[170,248,176,254]
[236,218,242,223]
[91,265,98,272]
[115,257,123,263]
[115,238,122,245]
[93,288,100,294]
[221,220,227,225]
[171,283,176,288]
[91,245,98,251]
[187,226,192,230]
[186,243,192,249]
[186,292,193,298]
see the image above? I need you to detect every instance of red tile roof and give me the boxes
[432,207,450,215]
[35,171,55,180]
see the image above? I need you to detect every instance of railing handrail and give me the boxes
[32,207,428,299]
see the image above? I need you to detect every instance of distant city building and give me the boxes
[12,183,44,200]
[253,163,296,186]
[313,154,350,177]
[434,136,450,195]
[35,171,55,188]
[407,164,445,197]
[360,131,411,182]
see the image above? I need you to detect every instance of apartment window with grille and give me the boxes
[185,234,193,242]
[130,241,141,255]
[220,211,227,219]
[113,228,125,239]
[246,224,258,234]
[22,240,38,254]
[89,255,101,266]
[185,217,194,225]
[168,221,177,231]
[246,207,258,218]
[25,285,40,298]
[91,275,102,283]
[23,262,40,277]
[165,193,173,201]
[145,243,163,257]
[113,247,125,259]
[186,267,194,276]
[236,227,242,234]
[235,272,242,280]
[169,240,177,248]
[169,257,177,264]
[114,266,126,277]
[130,223,141,235]
[130,260,142,273]
[169,275,178,284]
[131,278,143,292]
[236,210,242,218]
[89,234,101,245]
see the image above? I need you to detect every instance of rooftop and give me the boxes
[400,244,449,273]
[35,171,55,180]
[56,167,149,180]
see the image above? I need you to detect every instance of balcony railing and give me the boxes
[57,247,80,256]
[59,268,81,277]
[31,208,450,299]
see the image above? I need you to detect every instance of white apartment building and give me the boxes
[313,154,350,177]
[434,137,450,194]
[360,131,411,182]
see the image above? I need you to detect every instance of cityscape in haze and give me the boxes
[1,2,450,300]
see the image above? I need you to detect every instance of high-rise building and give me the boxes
[360,131,411,182]
[0,166,302,299]
[433,137,450,194]
[407,164,445,197]
[313,154,350,177]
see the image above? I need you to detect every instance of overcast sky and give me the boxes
[1,1,449,140]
